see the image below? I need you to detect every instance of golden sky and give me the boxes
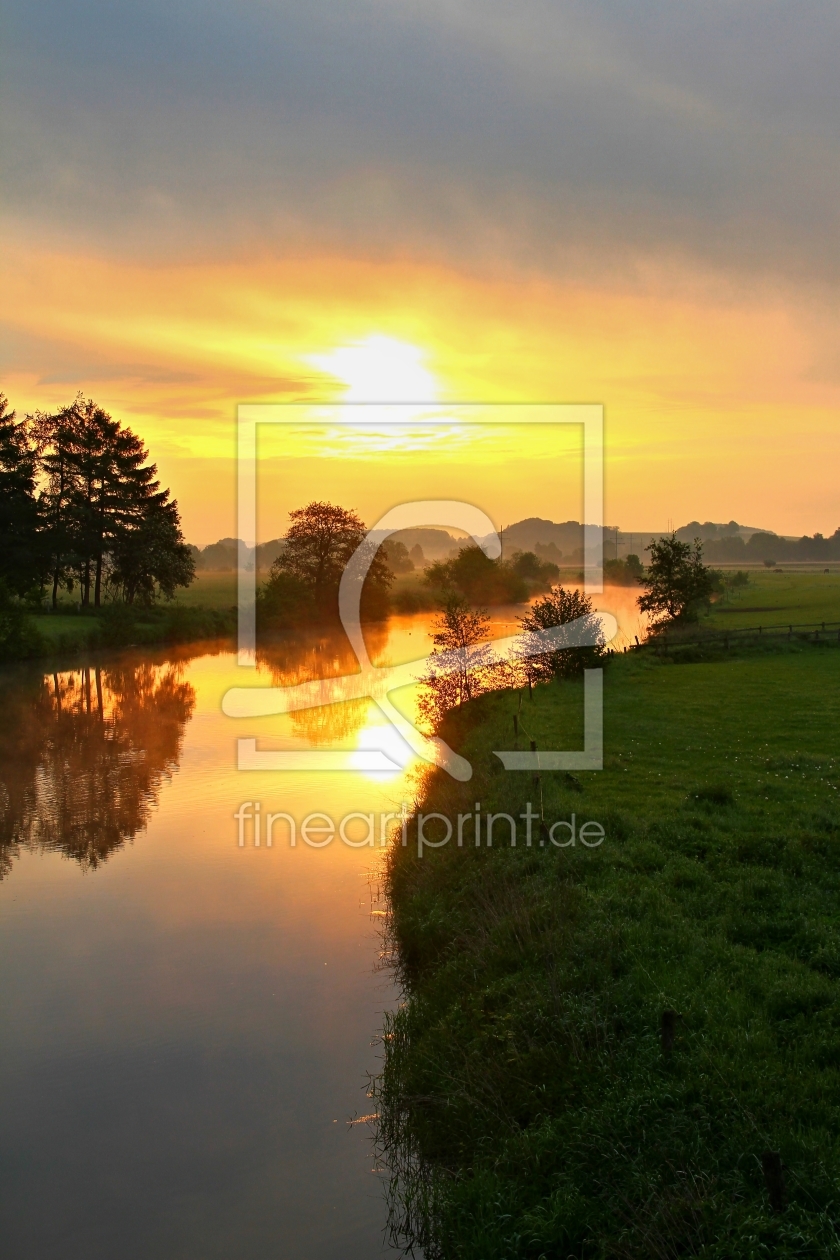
[2,2,839,543]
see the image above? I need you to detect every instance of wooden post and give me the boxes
[761,1151,786,1213]
[661,1009,678,1053]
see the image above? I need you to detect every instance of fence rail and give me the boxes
[648,618,840,650]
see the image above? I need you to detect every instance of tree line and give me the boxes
[0,392,194,608]
[693,527,840,565]
[258,500,563,627]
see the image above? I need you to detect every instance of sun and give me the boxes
[307,334,439,402]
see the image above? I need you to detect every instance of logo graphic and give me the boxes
[222,404,609,780]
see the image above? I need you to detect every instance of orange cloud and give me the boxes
[3,233,839,541]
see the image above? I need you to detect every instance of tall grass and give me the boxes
[377,644,840,1258]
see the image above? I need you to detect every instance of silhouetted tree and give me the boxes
[34,395,193,607]
[638,534,718,626]
[0,393,44,598]
[425,545,528,605]
[516,586,606,681]
[418,594,506,726]
[34,400,84,607]
[262,500,393,623]
[108,493,195,604]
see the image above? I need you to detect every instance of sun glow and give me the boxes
[300,333,466,455]
[308,334,440,402]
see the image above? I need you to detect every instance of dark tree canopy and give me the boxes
[0,394,44,598]
[425,545,528,605]
[0,391,198,609]
[516,585,606,680]
[638,534,718,626]
[108,495,195,605]
[262,500,393,623]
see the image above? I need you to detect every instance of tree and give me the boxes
[0,393,44,598]
[263,501,393,622]
[33,400,82,608]
[637,534,718,626]
[508,550,559,586]
[418,593,505,727]
[603,553,644,586]
[382,539,414,574]
[515,585,605,682]
[425,545,528,605]
[107,493,195,605]
[34,395,193,608]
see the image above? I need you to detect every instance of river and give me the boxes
[0,589,643,1259]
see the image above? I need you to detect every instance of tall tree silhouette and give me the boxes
[34,395,193,607]
[0,393,43,597]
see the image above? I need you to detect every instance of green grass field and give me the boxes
[380,643,840,1258]
[704,570,840,630]
[172,570,239,608]
[31,614,95,647]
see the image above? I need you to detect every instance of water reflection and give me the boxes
[257,623,390,746]
[0,661,195,877]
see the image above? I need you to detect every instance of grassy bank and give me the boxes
[14,602,237,661]
[379,643,840,1258]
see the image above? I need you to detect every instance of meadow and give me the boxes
[172,569,239,608]
[379,641,840,1258]
[704,570,840,631]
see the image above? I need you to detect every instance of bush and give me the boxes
[0,582,43,660]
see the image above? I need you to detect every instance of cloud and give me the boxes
[2,0,839,285]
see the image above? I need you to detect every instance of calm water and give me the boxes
[0,591,641,1259]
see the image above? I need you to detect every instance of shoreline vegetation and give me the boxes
[378,638,840,1259]
[372,538,840,1256]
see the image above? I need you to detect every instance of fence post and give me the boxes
[761,1151,786,1213]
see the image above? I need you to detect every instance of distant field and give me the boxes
[173,571,239,608]
[704,570,840,629]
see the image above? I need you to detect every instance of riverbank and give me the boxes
[379,642,840,1258]
[5,603,236,663]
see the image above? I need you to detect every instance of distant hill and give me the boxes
[389,529,465,561]
[673,520,766,543]
[498,518,591,561]
[190,538,284,572]
[189,517,839,575]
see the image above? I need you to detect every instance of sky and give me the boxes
[2,0,839,543]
